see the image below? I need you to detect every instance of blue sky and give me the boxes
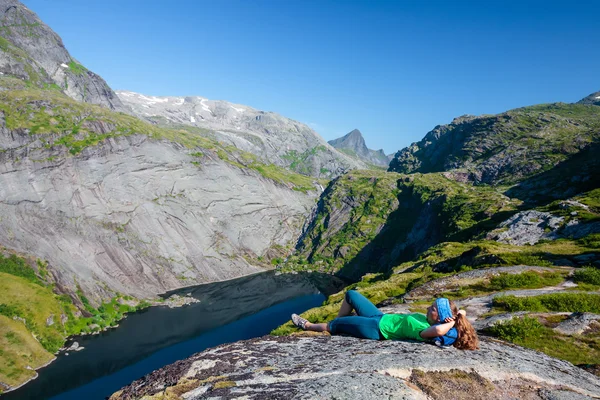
[23,0,600,154]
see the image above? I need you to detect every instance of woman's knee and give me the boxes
[345,290,359,304]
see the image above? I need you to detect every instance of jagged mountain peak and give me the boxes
[330,129,366,147]
[577,90,600,106]
[328,129,391,167]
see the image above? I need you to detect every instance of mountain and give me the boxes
[0,1,330,388]
[328,129,392,167]
[0,0,125,111]
[578,90,600,106]
[117,91,367,178]
[0,88,321,301]
[388,101,600,186]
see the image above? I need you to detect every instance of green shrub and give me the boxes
[579,234,600,249]
[0,304,21,318]
[489,271,562,290]
[498,254,553,267]
[573,267,600,286]
[0,254,42,285]
[487,316,546,341]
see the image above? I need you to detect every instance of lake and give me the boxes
[4,271,340,400]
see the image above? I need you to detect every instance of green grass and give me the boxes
[486,316,600,365]
[439,270,566,300]
[67,60,87,75]
[492,293,600,313]
[536,189,600,223]
[0,315,53,387]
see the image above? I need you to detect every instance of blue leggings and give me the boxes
[328,290,384,340]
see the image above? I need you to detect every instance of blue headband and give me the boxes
[435,298,457,347]
[435,298,453,321]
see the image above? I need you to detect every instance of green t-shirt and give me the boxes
[378,313,430,341]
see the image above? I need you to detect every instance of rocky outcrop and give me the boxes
[0,0,126,111]
[487,210,600,246]
[388,102,600,186]
[554,313,600,336]
[488,211,565,245]
[328,129,392,167]
[109,334,600,399]
[117,91,366,178]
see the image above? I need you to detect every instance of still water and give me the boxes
[5,271,338,400]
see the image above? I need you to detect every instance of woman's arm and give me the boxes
[419,319,456,339]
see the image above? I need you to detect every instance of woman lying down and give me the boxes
[291,290,479,350]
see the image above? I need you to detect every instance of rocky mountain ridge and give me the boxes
[0,0,126,111]
[117,90,367,178]
[388,99,600,185]
[328,128,392,167]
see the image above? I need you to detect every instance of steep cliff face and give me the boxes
[328,128,392,167]
[0,89,319,301]
[117,91,366,178]
[283,170,517,280]
[0,0,126,111]
[388,102,600,185]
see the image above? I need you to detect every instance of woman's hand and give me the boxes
[442,310,466,323]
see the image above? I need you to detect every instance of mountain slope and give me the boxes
[283,169,518,280]
[388,102,600,185]
[328,129,392,167]
[0,0,125,111]
[117,91,367,178]
[0,88,321,302]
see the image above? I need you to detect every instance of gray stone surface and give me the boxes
[0,0,126,111]
[117,91,366,178]
[554,313,600,336]
[488,210,600,246]
[109,334,600,399]
[0,123,319,301]
[488,210,564,245]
